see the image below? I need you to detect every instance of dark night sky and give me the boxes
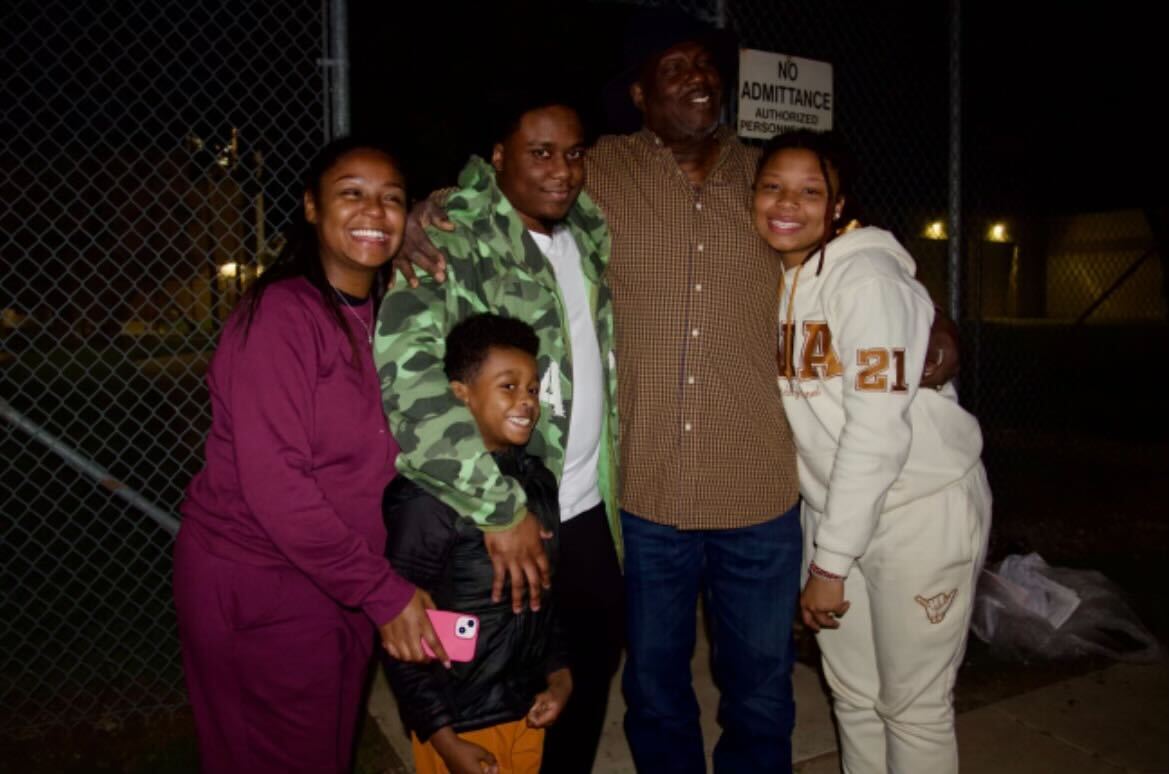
[350,1,629,196]
[962,1,1164,214]
[348,0,1165,216]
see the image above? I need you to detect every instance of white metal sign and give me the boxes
[737,49,834,139]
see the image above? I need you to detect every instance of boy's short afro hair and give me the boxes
[444,313,540,383]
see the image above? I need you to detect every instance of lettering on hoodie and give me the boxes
[778,320,909,394]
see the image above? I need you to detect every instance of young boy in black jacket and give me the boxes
[383,313,571,774]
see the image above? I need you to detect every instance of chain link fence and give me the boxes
[720,0,1167,616]
[3,0,1164,746]
[963,208,1167,433]
[615,0,956,302]
[726,0,952,245]
[951,11,1167,555]
[1,0,332,736]
[961,203,1168,569]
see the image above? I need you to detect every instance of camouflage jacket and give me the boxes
[374,156,620,549]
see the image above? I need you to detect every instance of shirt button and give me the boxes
[687,376,695,385]
[694,283,703,292]
[684,422,693,431]
[697,243,704,252]
[691,328,700,337]
[695,202,703,211]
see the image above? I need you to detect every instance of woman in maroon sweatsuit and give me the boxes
[173,137,446,773]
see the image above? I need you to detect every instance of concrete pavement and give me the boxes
[368,615,1169,773]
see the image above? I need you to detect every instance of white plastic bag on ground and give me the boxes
[971,552,1160,663]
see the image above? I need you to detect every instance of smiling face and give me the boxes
[632,40,722,144]
[753,147,843,270]
[451,345,541,452]
[304,148,406,296]
[493,105,586,235]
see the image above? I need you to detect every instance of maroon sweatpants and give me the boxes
[173,529,375,773]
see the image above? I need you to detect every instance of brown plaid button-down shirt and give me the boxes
[585,127,800,530]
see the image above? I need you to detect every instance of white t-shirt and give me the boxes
[529,226,603,521]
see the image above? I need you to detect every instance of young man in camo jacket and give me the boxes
[374,92,624,774]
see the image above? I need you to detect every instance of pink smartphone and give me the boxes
[421,609,480,662]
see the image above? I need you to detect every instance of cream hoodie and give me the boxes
[777,227,983,577]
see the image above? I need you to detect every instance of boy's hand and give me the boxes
[389,197,452,288]
[527,668,573,728]
[484,512,552,614]
[431,727,499,774]
[800,576,850,633]
[378,589,451,668]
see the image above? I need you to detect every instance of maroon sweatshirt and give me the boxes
[181,276,412,627]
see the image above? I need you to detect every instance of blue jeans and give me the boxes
[621,505,801,774]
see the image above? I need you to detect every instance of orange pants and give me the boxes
[412,720,544,774]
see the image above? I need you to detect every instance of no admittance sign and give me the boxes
[737,49,834,139]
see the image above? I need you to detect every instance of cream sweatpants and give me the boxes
[802,463,992,774]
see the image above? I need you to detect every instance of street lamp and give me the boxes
[923,220,947,240]
[987,222,1010,243]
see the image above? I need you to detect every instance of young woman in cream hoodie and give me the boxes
[753,130,990,774]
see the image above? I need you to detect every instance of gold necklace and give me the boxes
[780,262,805,390]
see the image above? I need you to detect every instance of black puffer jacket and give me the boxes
[381,446,567,741]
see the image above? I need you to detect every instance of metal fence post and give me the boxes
[947,0,962,327]
[948,0,967,401]
[329,0,351,139]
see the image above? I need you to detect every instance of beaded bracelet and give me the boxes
[808,561,846,582]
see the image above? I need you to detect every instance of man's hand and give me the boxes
[431,727,499,774]
[483,512,552,613]
[389,197,453,288]
[527,668,573,728]
[800,576,850,633]
[378,588,451,668]
[922,306,961,388]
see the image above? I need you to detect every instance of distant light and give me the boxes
[923,220,947,240]
[219,262,238,278]
[987,222,1009,243]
